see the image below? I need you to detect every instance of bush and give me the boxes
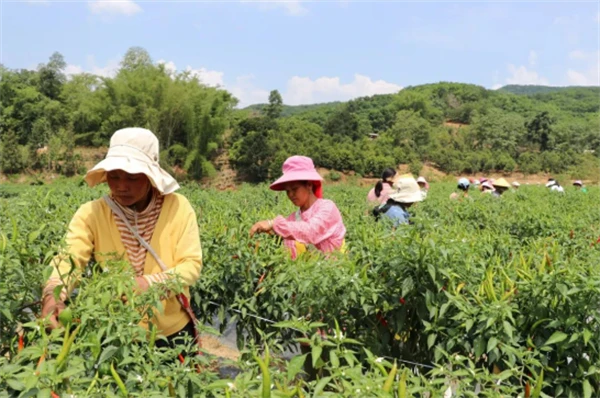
[327,171,342,181]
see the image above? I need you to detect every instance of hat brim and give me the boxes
[85,156,180,195]
[389,190,423,203]
[269,171,323,191]
[493,183,510,188]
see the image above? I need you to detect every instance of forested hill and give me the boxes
[0,48,598,183]
[230,83,599,182]
[497,84,595,95]
[244,101,343,117]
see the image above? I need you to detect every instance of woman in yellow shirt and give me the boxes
[41,127,202,349]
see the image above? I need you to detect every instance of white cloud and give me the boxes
[491,84,502,90]
[569,50,588,60]
[185,67,224,87]
[528,50,538,68]
[505,64,549,85]
[284,74,402,105]
[65,56,120,78]
[88,0,142,16]
[567,67,599,86]
[242,0,308,16]
[229,75,270,108]
[157,60,224,87]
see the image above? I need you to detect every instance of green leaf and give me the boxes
[583,329,592,345]
[427,334,437,349]
[543,331,568,346]
[311,346,322,368]
[287,354,307,382]
[465,319,474,332]
[98,345,119,365]
[487,337,498,353]
[503,321,514,339]
[329,351,340,368]
[583,379,592,398]
[474,337,485,358]
[312,376,331,397]
[6,379,25,391]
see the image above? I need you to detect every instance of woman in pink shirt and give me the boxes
[367,168,396,205]
[250,156,346,259]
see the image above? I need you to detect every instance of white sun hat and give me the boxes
[84,127,180,195]
[512,181,520,187]
[389,175,424,203]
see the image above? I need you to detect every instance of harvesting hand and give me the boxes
[135,276,150,292]
[250,220,274,237]
[41,295,66,330]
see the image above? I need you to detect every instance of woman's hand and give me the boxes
[134,276,150,293]
[250,220,274,237]
[41,295,66,330]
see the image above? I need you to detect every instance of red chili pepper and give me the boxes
[178,354,185,364]
[51,392,60,398]
[232,254,239,260]
[17,334,24,352]
[376,313,388,327]
[399,297,406,305]
[257,272,267,285]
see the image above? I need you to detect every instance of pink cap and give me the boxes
[479,177,488,183]
[270,156,324,198]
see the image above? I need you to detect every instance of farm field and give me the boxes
[1,180,599,397]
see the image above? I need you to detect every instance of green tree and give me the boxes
[526,111,555,151]
[265,90,283,119]
[37,52,66,100]
[0,130,24,173]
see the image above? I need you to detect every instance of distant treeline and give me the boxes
[1,49,598,182]
[231,83,599,181]
[0,47,236,178]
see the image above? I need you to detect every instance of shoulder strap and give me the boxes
[103,195,169,273]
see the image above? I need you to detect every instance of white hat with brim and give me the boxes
[389,176,423,203]
[545,181,557,188]
[512,181,520,187]
[84,127,180,195]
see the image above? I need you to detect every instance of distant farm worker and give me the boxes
[450,178,470,200]
[416,176,429,199]
[367,168,396,205]
[546,178,565,193]
[41,128,203,352]
[478,177,488,192]
[373,175,423,226]
[512,181,520,190]
[491,178,510,197]
[573,180,588,193]
[481,181,495,194]
[249,156,346,259]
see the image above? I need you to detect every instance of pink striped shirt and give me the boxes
[272,199,346,259]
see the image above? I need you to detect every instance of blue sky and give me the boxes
[1,1,598,107]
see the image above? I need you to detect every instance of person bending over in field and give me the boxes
[372,175,423,226]
[249,155,346,259]
[367,168,396,205]
[491,178,510,197]
[450,178,471,200]
[41,128,202,351]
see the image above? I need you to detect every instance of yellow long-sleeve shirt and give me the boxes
[45,193,202,337]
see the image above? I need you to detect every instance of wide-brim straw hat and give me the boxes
[270,156,324,198]
[512,181,521,187]
[493,178,510,188]
[85,127,180,195]
[573,180,583,186]
[389,175,423,203]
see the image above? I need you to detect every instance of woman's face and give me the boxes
[107,170,152,208]
[284,181,313,208]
